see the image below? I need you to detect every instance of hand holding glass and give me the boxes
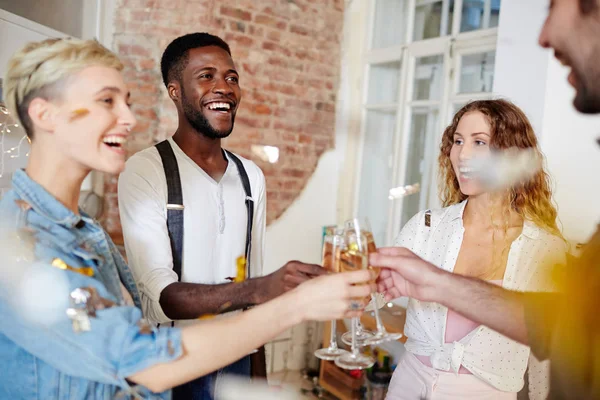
[343,218,403,346]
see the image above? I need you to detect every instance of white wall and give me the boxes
[494,0,600,244]
[493,0,550,134]
[264,150,341,274]
[0,0,85,38]
[541,63,600,243]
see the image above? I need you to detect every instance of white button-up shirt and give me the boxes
[118,138,266,326]
[395,200,567,398]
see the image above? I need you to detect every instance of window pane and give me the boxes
[460,0,501,32]
[413,55,444,101]
[413,1,443,41]
[460,0,484,32]
[372,0,408,49]
[357,110,397,245]
[459,51,495,93]
[367,61,402,104]
[490,0,501,28]
[413,0,454,41]
[453,102,466,117]
[400,107,438,227]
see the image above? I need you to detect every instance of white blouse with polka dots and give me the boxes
[395,200,567,399]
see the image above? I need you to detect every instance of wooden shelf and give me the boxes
[318,304,407,400]
[320,360,363,400]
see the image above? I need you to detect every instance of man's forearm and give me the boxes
[159,276,268,320]
[433,272,529,345]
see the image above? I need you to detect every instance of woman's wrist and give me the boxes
[260,288,305,330]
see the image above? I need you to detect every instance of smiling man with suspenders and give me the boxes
[118,33,325,400]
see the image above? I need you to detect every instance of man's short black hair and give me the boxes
[160,32,231,87]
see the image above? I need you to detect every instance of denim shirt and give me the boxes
[0,170,183,399]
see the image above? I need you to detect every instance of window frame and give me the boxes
[352,0,501,245]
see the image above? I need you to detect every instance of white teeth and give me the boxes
[207,102,231,110]
[103,136,127,145]
[459,167,473,173]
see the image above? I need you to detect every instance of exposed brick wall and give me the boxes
[102,0,344,236]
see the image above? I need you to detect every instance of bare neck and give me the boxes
[170,120,229,182]
[172,127,225,164]
[463,193,523,229]
[25,145,88,214]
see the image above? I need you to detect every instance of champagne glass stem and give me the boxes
[356,319,363,335]
[371,293,387,334]
[328,319,338,351]
[351,317,359,358]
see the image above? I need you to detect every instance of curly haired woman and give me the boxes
[386,100,567,400]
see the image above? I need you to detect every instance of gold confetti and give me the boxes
[51,258,95,277]
[218,301,233,312]
[70,108,89,121]
[235,256,247,283]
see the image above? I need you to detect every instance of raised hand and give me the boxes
[370,247,444,303]
[294,269,376,321]
[260,261,326,302]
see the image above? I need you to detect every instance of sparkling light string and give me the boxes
[0,104,29,179]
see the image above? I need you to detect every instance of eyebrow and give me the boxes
[95,86,121,94]
[95,86,131,99]
[454,131,490,137]
[193,67,239,76]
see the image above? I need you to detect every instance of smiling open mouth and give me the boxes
[207,102,231,111]
[103,135,127,149]
[204,100,235,115]
[459,166,475,179]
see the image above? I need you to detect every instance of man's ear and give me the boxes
[167,81,180,103]
[27,97,58,133]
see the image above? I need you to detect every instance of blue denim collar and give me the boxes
[11,169,85,229]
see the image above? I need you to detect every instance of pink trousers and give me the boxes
[385,352,517,400]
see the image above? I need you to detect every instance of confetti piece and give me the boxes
[388,183,420,200]
[70,108,89,120]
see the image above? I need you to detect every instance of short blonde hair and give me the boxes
[3,37,123,138]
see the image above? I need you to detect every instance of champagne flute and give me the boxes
[314,229,350,361]
[340,220,375,347]
[345,218,403,346]
[340,218,378,347]
[334,228,375,370]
